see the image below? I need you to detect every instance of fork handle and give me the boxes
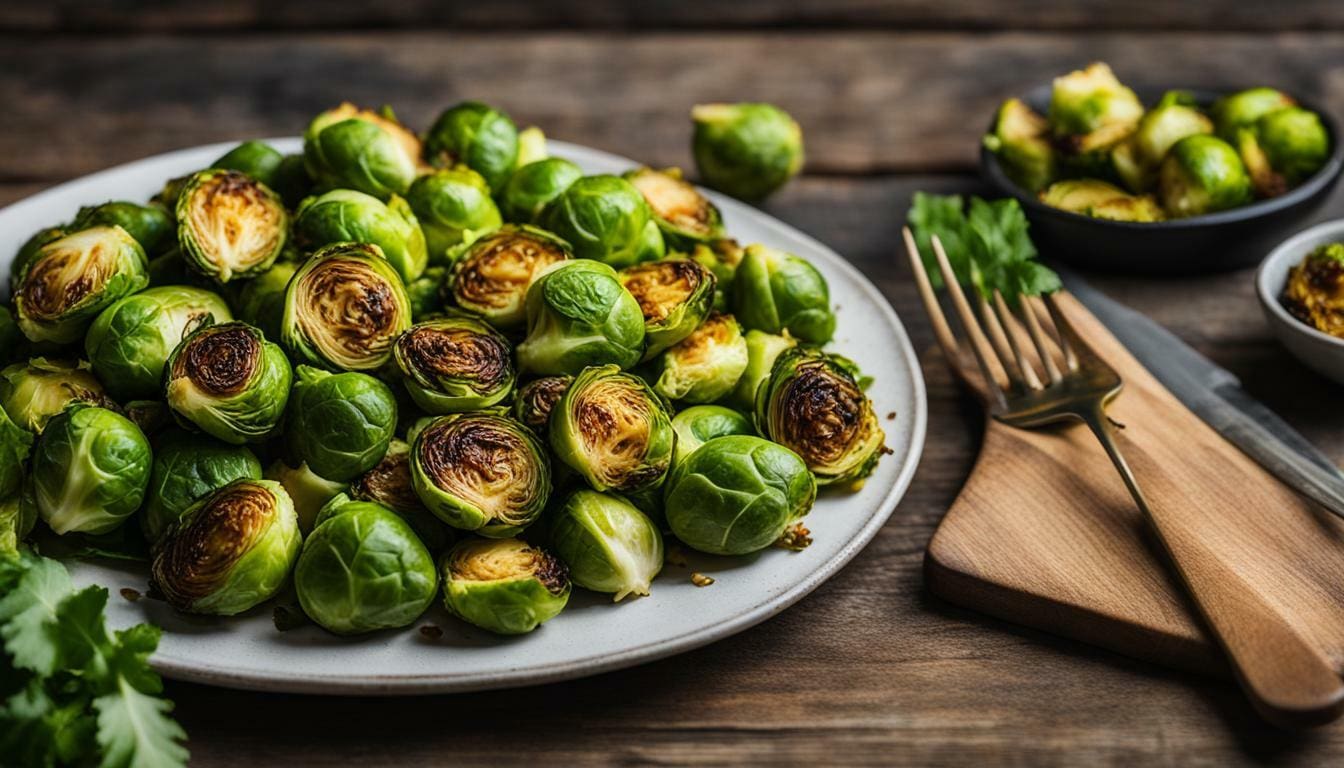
[1079,407,1344,729]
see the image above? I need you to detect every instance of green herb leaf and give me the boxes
[94,676,189,768]
[906,193,1060,301]
[0,555,72,675]
[906,192,973,288]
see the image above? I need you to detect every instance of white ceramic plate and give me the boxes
[0,139,927,694]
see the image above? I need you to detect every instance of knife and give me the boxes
[1060,267,1344,520]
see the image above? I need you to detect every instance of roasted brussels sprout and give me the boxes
[619,258,716,359]
[71,201,175,257]
[511,375,570,434]
[1158,134,1253,218]
[729,329,796,410]
[295,499,438,634]
[670,405,755,466]
[441,537,570,635]
[211,140,284,190]
[1039,179,1164,222]
[691,102,804,201]
[394,317,515,414]
[85,286,232,401]
[176,169,288,283]
[165,321,292,445]
[30,404,151,535]
[1212,87,1296,141]
[549,365,674,493]
[1282,242,1344,338]
[548,489,663,601]
[498,158,583,224]
[281,242,412,372]
[756,347,885,486]
[1132,99,1214,169]
[648,312,748,403]
[10,226,66,295]
[664,435,814,556]
[516,126,548,167]
[231,258,298,343]
[13,226,149,344]
[294,189,428,283]
[983,98,1056,192]
[1241,107,1331,194]
[151,478,300,616]
[1047,62,1144,139]
[0,407,32,499]
[0,358,112,434]
[411,413,551,536]
[405,168,503,262]
[625,167,726,250]
[446,225,571,330]
[141,429,264,544]
[539,175,665,268]
[406,266,447,320]
[688,238,744,311]
[264,459,344,533]
[348,439,452,552]
[286,366,398,482]
[731,244,834,344]
[303,102,425,199]
[424,101,520,190]
[516,260,646,375]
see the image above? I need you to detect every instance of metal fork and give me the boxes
[902,227,1344,728]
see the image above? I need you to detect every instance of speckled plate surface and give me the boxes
[0,139,927,695]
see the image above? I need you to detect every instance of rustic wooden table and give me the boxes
[5,3,1344,764]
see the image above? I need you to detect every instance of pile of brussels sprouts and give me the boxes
[985,62,1332,221]
[0,98,881,638]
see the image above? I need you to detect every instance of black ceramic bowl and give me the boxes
[980,85,1344,275]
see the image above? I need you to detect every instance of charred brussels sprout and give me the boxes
[71,201,175,256]
[625,167,725,250]
[512,375,570,434]
[1212,87,1296,141]
[394,317,515,414]
[232,258,298,342]
[176,169,288,283]
[406,168,503,262]
[1039,179,1164,222]
[983,98,1056,193]
[286,366,398,482]
[548,490,663,601]
[539,175,665,268]
[648,313,748,404]
[691,102,803,201]
[1047,62,1143,139]
[165,321,292,445]
[441,537,570,635]
[142,429,263,544]
[499,157,583,224]
[411,413,551,536]
[0,358,112,434]
[663,435,815,555]
[14,226,149,344]
[0,407,32,499]
[10,226,66,295]
[756,347,885,486]
[446,225,571,330]
[517,260,646,375]
[265,459,344,534]
[85,286,232,401]
[31,404,151,535]
[211,140,284,189]
[349,439,452,552]
[1158,134,1253,218]
[619,258,716,359]
[281,242,412,372]
[303,102,425,199]
[729,329,796,410]
[549,365,674,493]
[671,405,755,466]
[731,244,834,344]
[294,189,428,283]
[424,101,520,190]
[151,478,300,615]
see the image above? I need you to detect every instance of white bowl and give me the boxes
[1257,219,1344,385]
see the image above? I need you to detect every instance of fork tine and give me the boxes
[900,227,961,365]
[990,291,1043,390]
[1018,294,1064,384]
[1042,293,1083,371]
[977,296,1029,390]
[929,235,1008,409]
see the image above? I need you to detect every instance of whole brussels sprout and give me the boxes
[731,244,834,344]
[663,434,815,556]
[691,102,804,201]
[295,499,438,634]
[348,439,453,552]
[983,98,1056,193]
[446,225,571,330]
[211,140,284,189]
[71,201,175,257]
[294,189,428,283]
[619,258,716,360]
[515,126,548,167]
[441,537,570,635]
[729,330,795,410]
[271,153,314,209]
[231,258,298,342]
[10,226,67,295]
[424,101,520,190]
[406,168,503,262]
[511,375,571,434]
[85,286,232,401]
[141,429,263,544]
[1047,62,1144,138]
[670,405,755,466]
[151,478,300,616]
[406,266,447,320]
[548,489,663,602]
[625,167,726,250]
[1132,99,1213,169]
[539,175,665,268]
[31,404,151,536]
[549,365,674,493]
[0,407,32,499]
[517,260,646,375]
[1252,107,1331,187]
[264,459,344,534]
[756,347,886,486]
[0,358,113,434]
[410,413,551,536]
[394,317,516,414]
[145,247,212,289]
[303,102,426,199]
[286,366,398,483]
[1158,134,1253,218]
[1211,87,1296,141]
[499,158,583,224]
[165,321,292,445]
[281,242,412,372]
[648,313,748,404]
[14,226,149,344]
[176,169,288,283]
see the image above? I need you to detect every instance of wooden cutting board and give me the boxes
[924,292,1344,679]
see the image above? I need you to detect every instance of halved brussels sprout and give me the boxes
[625,167,726,250]
[165,321,293,445]
[511,375,571,434]
[211,140,284,190]
[10,226,66,295]
[348,439,453,552]
[1251,107,1331,188]
[441,537,570,635]
[72,201,175,257]
[410,413,551,536]
[394,317,515,414]
[549,365,674,493]
[286,366,398,483]
[516,260,646,375]
[446,224,571,330]
[303,102,426,199]
[670,405,755,466]
[663,434,815,555]
[141,429,263,545]
[1158,134,1253,218]
[729,329,796,411]
[264,459,345,534]
[294,189,428,283]
[406,168,503,262]
[756,347,886,486]
[424,101,520,190]
[176,169,288,283]
[281,242,412,372]
[1133,101,1213,168]
[539,175,665,268]
[31,404,151,535]
[1047,62,1144,138]
[516,126,548,167]
[691,102,804,201]
[647,311,747,403]
[14,226,149,344]
[151,478,300,616]
[0,407,32,499]
[85,286,232,401]
[407,266,447,320]
[1040,179,1164,222]
[619,258,716,359]
[0,358,113,434]
[548,489,663,602]
[983,98,1056,192]
[731,244,834,344]
[295,499,438,635]
[1212,87,1296,141]
[232,258,298,343]
[499,158,583,224]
